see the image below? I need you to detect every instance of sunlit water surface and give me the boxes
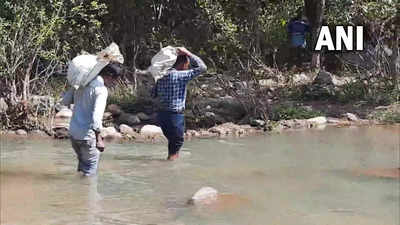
[1,126,399,225]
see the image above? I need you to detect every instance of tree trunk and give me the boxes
[390,27,399,90]
[304,0,325,69]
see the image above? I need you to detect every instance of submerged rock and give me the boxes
[188,187,218,205]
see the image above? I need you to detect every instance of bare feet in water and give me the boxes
[167,153,179,161]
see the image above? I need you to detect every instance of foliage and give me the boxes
[0,0,106,100]
[369,103,400,124]
[271,105,323,121]
[1,0,399,131]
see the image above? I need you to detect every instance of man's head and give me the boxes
[99,62,122,87]
[172,55,190,71]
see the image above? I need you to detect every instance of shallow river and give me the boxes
[1,126,399,225]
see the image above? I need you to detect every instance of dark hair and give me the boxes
[172,55,189,68]
[99,62,122,77]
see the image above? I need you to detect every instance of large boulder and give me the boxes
[195,97,247,123]
[307,116,327,125]
[53,108,73,131]
[107,104,123,116]
[119,124,140,139]
[139,125,166,142]
[137,112,150,121]
[116,112,141,126]
[100,127,122,140]
[140,125,163,135]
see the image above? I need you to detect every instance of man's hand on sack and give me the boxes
[177,47,191,56]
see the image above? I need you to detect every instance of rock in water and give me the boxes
[189,187,218,205]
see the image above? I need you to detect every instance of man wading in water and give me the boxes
[152,47,207,160]
[62,62,122,176]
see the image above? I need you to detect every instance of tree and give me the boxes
[304,0,325,69]
[0,0,106,102]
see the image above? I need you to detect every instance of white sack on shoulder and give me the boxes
[67,42,124,89]
[147,46,177,82]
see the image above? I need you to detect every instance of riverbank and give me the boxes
[1,69,399,142]
[0,109,394,143]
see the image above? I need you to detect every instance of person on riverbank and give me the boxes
[287,15,310,64]
[152,47,207,160]
[62,62,122,176]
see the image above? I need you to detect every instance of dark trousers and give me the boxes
[157,111,185,156]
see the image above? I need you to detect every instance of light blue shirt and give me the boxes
[61,76,108,140]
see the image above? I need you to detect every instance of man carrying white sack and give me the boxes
[61,44,124,176]
[151,47,207,161]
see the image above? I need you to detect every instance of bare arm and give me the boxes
[92,86,108,152]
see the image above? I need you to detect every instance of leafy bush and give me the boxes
[271,105,323,121]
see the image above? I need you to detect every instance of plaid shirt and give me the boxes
[152,54,207,112]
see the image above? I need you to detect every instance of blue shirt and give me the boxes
[287,19,310,47]
[152,54,207,112]
[61,76,108,140]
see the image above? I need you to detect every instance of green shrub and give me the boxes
[271,105,323,121]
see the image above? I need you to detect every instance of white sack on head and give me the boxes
[147,46,177,82]
[67,42,124,89]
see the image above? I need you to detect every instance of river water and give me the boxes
[1,126,399,225]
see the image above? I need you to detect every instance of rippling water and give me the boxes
[1,126,399,225]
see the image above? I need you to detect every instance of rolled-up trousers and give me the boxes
[71,137,100,176]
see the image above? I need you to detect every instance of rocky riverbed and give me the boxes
[1,69,398,141]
